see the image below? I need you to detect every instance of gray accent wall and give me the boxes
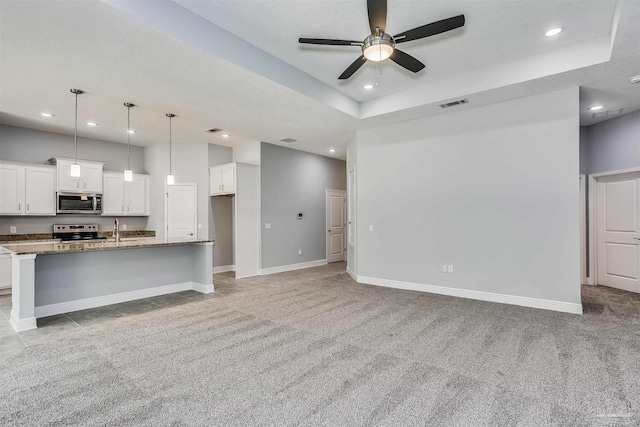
[208,144,234,267]
[355,87,581,306]
[0,124,145,172]
[0,124,148,234]
[261,142,346,269]
[580,110,640,174]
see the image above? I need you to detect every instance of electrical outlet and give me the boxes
[369,225,374,231]
[265,223,272,229]
[447,265,454,274]
[10,226,17,234]
[122,224,127,230]
[442,265,448,273]
[298,248,303,256]
[197,224,203,230]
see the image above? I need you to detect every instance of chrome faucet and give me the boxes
[113,218,120,243]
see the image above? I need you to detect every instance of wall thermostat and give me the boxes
[297,213,303,219]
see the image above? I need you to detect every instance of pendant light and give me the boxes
[123,102,134,182]
[69,89,83,177]
[166,113,175,185]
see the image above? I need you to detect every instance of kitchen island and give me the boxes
[1,238,214,332]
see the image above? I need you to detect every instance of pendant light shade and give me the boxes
[124,102,134,182]
[166,113,175,186]
[70,89,83,177]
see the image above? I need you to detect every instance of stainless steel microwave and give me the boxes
[57,192,102,215]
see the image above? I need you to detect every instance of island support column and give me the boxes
[10,253,38,332]
[192,242,214,293]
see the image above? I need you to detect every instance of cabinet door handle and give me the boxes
[77,182,79,189]
[27,203,29,211]
[18,203,21,211]
[127,206,130,212]
[84,182,86,189]
[222,184,224,191]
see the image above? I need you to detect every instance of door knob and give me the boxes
[634,237,640,240]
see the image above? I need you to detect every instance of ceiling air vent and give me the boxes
[592,108,624,118]
[280,138,297,143]
[439,99,469,109]
[206,128,222,133]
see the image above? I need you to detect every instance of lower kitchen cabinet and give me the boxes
[102,172,149,216]
[0,254,10,293]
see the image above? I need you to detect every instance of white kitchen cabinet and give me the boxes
[209,163,236,196]
[24,166,56,215]
[51,158,104,193]
[0,253,11,294]
[102,171,149,216]
[0,162,56,216]
[0,163,24,215]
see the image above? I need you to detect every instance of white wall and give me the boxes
[144,141,209,240]
[354,87,581,310]
[232,140,261,165]
[346,137,357,275]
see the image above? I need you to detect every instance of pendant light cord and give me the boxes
[127,105,131,170]
[169,115,172,174]
[74,91,78,163]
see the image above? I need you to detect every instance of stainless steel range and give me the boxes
[53,224,107,243]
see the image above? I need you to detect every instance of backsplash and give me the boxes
[0,216,150,235]
[0,230,155,243]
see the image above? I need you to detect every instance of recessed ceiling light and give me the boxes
[127,130,135,134]
[630,75,640,84]
[40,112,54,117]
[363,84,374,90]
[329,148,336,153]
[86,122,98,126]
[221,133,230,138]
[545,27,562,37]
[589,105,604,111]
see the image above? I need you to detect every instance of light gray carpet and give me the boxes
[1,268,640,426]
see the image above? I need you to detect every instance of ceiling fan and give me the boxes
[299,0,465,80]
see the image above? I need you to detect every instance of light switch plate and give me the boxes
[442,265,448,273]
[369,225,374,231]
[10,226,17,234]
[265,223,272,229]
[197,224,203,230]
[122,224,127,230]
[447,265,454,274]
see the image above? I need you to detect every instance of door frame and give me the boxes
[579,175,586,285]
[326,189,346,263]
[164,182,198,239]
[588,167,640,287]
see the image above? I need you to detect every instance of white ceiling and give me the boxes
[0,0,638,161]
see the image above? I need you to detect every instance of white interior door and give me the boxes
[326,189,346,263]
[596,174,640,293]
[166,184,197,239]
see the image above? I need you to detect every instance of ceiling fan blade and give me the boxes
[389,49,425,73]
[299,38,363,46]
[338,55,367,80]
[394,15,465,43]
[367,0,387,34]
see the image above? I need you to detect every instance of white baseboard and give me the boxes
[192,282,214,294]
[356,275,583,315]
[346,268,357,281]
[34,282,198,318]
[10,312,37,332]
[259,259,328,276]
[213,265,235,274]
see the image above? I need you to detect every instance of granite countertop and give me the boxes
[1,237,214,255]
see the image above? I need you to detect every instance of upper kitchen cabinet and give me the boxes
[102,171,149,216]
[0,161,56,216]
[210,163,236,196]
[50,158,104,193]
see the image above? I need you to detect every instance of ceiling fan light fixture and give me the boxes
[362,33,395,62]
